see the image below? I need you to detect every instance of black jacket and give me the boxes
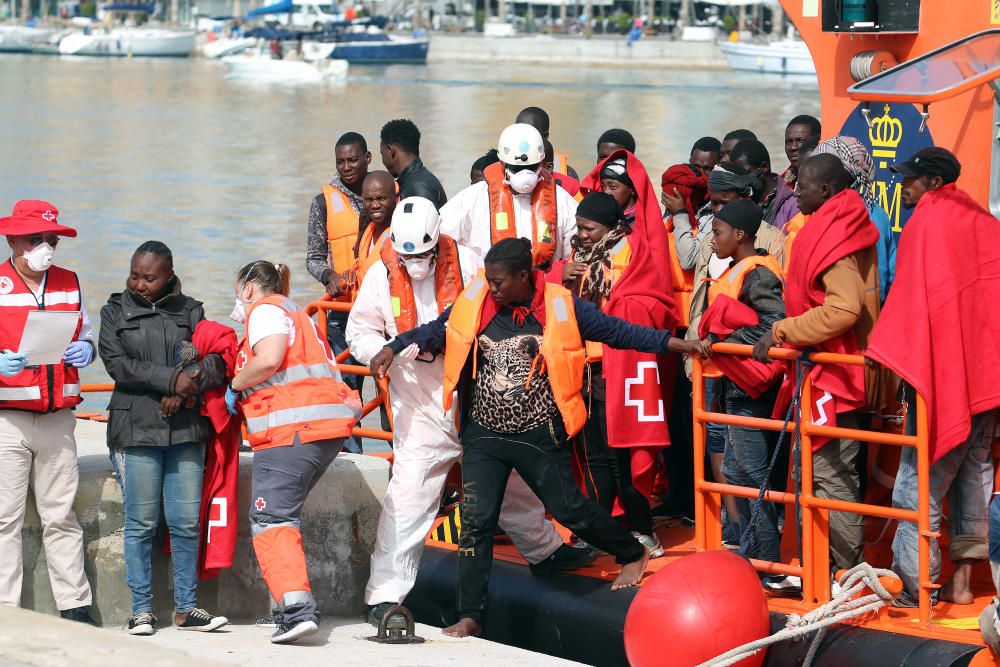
[397,157,448,210]
[98,278,227,449]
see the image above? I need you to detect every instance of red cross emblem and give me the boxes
[624,361,665,422]
[254,497,267,512]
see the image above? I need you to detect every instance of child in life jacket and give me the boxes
[694,200,789,590]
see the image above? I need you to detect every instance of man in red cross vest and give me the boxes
[0,200,96,624]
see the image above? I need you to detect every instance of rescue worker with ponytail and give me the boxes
[369,237,702,639]
[346,197,576,631]
[226,261,361,644]
[441,123,578,269]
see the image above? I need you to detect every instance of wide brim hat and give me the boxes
[0,200,77,238]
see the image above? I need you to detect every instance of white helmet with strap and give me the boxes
[390,196,440,255]
[497,123,545,167]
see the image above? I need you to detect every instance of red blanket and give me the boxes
[581,150,680,496]
[777,189,879,447]
[660,163,709,220]
[867,184,1000,462]
[193,320,241,579]
[698,294,783,399]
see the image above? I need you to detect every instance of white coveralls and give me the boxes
[439,181,579,262]
[347,243,564,606]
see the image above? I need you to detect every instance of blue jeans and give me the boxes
[990,495,1000,593]
[112,443,204,615]
[722,394,780,564]
[892,410,997,597]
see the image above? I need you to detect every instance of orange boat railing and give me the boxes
[692,343,934,624]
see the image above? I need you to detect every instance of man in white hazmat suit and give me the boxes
[347,197,595,629]
[440,123,578,268]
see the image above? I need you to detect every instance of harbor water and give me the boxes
[0,54,819,388]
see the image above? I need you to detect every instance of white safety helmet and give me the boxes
[390,196,441,255]
[497,123,545,167]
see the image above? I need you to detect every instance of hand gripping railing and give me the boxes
[80,296,395,444]
[692,343,934,624]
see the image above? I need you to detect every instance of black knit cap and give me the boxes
[716,199,763,236]
[576,192,623,228]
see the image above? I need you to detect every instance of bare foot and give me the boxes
[442,617,482,637]
[940,560,977,605]
[611,547,651,591]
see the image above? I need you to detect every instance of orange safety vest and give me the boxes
[381,234,464,334]
[322,184,361,280]
[236,295,360,450]
[703,254,785,378]
[782,211,808,271]
[484,162,558,269]
[355,222,390,289]
[580,237,632,364]
[442,271,588,437]
[664,215,696,328]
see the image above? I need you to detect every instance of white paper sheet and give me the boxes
[17,311,80,366]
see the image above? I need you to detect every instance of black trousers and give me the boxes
[581,399,653,535]
[457,419,645,624]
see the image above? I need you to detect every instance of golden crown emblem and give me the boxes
[869,104,904,150]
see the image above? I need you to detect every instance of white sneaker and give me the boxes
[632,532,665,559]
[763,575,802,595]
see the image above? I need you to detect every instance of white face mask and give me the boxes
[22,242,55,272]
[401,257,433,281]
[230,283,248,324]
[229,298,246,324]
[506,167,540,195]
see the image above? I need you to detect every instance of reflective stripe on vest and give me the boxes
[0,290,80,308]
[63,384,81,397]
[250,362,339,391]
[0,386,42,401]
[245,402,359,434]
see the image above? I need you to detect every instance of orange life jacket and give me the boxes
[381,234,464,334]
[664,215,696,328]
[580,237,632,364]
[782,211,809,271]
[484,162,558,268]
[703,254,785,378]
[236,295,360,450]
[355,223,390,289]
[322,184,360,286]
[442,272,588,437]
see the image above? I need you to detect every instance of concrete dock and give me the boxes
[0,606,584,666]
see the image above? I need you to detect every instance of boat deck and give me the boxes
[425,514,993,650]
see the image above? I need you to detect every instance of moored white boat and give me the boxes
[717,38,816,75]
[58,28,195,57]
[221,51,348,83]
[0,25,52,53]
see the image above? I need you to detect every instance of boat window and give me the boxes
[848,29,1000,104]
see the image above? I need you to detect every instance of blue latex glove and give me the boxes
[225,386,239,415]
[63,341,94,368]
[0,350,27,376]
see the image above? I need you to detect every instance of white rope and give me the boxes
[697,563,901,667]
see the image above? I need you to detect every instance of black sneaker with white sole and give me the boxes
[174,608,229,632]
[128,612,157,636]
[271,619,319,644]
